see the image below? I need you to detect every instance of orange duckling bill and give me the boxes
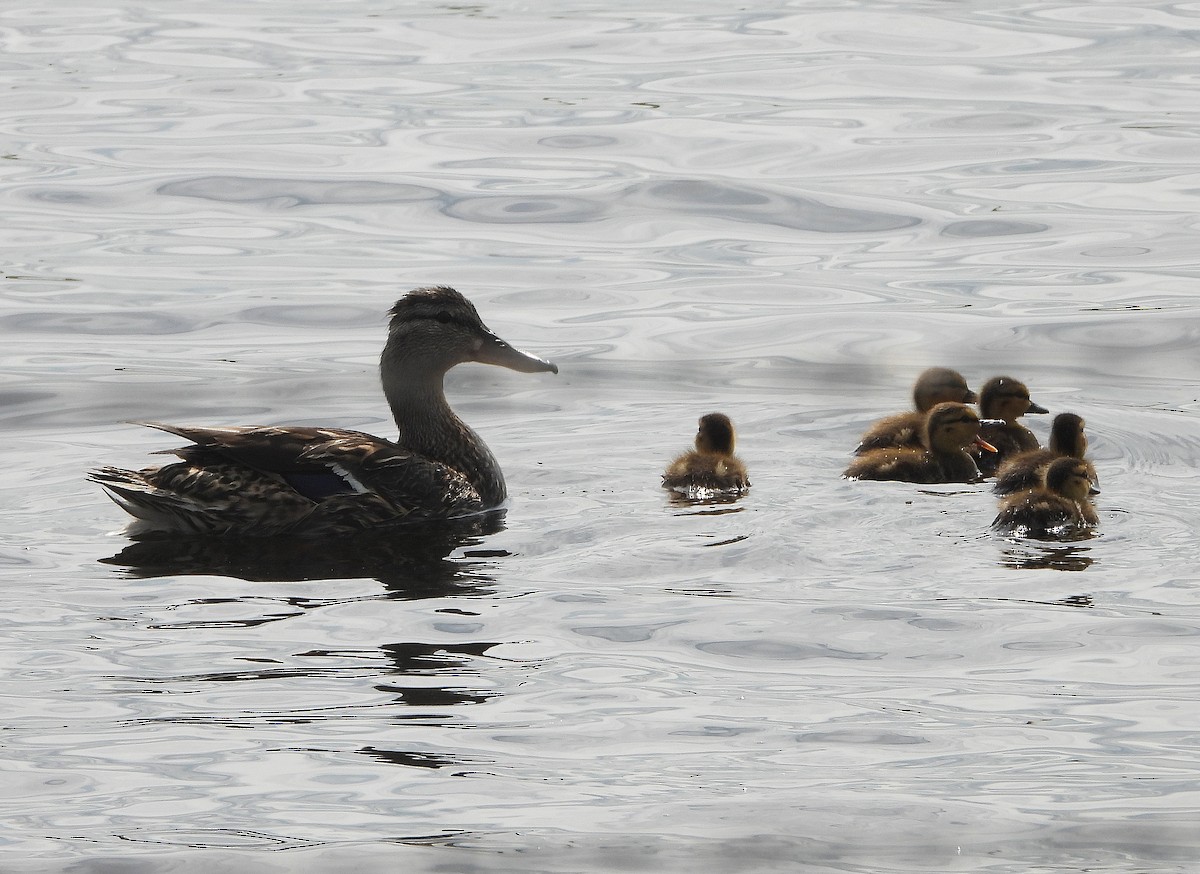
[662,412,749,496]
[993,456,1099,537]
[855,367,977,455]
[976,375,1048,476]
[993,412,1096,495]
[845,402,997,484]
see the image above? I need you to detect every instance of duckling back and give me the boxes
[662,413,749,495]
[844,445,980,483]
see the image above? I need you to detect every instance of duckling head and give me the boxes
[695,412,736,456]
[979,375,1048,423]
[1044,457,1099,500]
[1048,412,1087,457]
[913,367,977,411]
[921,402,985,453]
[382,286,558,378]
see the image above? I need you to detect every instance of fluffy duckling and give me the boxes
[993,412,1095,495]
[855,367,977,454]
[993,457,1099,536]
[975,375,1048,476]
[663,413,749,495]
[845,402,996,483]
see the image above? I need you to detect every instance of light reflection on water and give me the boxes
[2,0,1200,871]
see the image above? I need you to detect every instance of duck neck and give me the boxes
[382,367,505,506]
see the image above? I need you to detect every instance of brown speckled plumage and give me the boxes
[975,375,1048,476]
[993,412,1093,495]
[845,402,987,484]
[855,367,977,454]
[662,413,749,495]
[993,457,1099,536]
[91,287,557,537]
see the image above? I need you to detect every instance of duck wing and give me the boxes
[92,423,486,536]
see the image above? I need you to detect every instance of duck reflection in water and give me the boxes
[102,510,506,598]
[107,512,515,747]
[998,543,1096,572]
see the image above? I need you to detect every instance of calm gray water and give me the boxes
[3,1,1200,871]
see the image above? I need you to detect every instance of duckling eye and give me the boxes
[434,311,454,324]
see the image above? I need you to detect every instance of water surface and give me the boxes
[2,1,1200,872]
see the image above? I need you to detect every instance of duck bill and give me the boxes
[963,389,979,404]
[475,330,558,374]
[1089,484,1101,496]
[1026,400,1049,414]
[975,436,998,453]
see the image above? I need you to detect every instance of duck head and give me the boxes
[694,412,736,456]
[1045,457,1099,499]
[979,375,1048,423]
[1048,412,1087,457]
[381,286,558,379]
[924,402,997,454]
[913,367,977,411]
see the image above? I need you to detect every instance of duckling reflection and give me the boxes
[365,640,511,710]
[845,402,995,483]
[993,457,1099,538]
[101,511,505,599]
[994,412,1095,495]
[855,367,977,454]
[998,544,1095,572]
[663,412,749,498]
[976,375,1048,476]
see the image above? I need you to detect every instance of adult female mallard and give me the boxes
[662,412,749,496]
[976,375,1048,475]
[855,366,977,454]
[91,286,558,536]
[993,457,1099,537]
[845,402,996,483]
[993,412,1095,495]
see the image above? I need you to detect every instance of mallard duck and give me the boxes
[993,457,1099,536]
[975,375,1048,475]
[662,412,749,495]
[855,367,977,454]
[845,402,996,483]
[993,412,1095,495]
[90,286,558,536]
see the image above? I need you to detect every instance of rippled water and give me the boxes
[3,1,1200,871]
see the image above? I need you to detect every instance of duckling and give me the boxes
[975,375,1048,476]
[90,286,558,536]
[845,402,996,483]
[855,367,977,454]
[662,413,749,495]
[993,457,1099,536]
[993,412,1095,495]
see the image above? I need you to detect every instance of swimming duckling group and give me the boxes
[659,367,1097,538]
[92,287,1097,542]
[841,366,1099,536]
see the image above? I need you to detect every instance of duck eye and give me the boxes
[434,311,454,324]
